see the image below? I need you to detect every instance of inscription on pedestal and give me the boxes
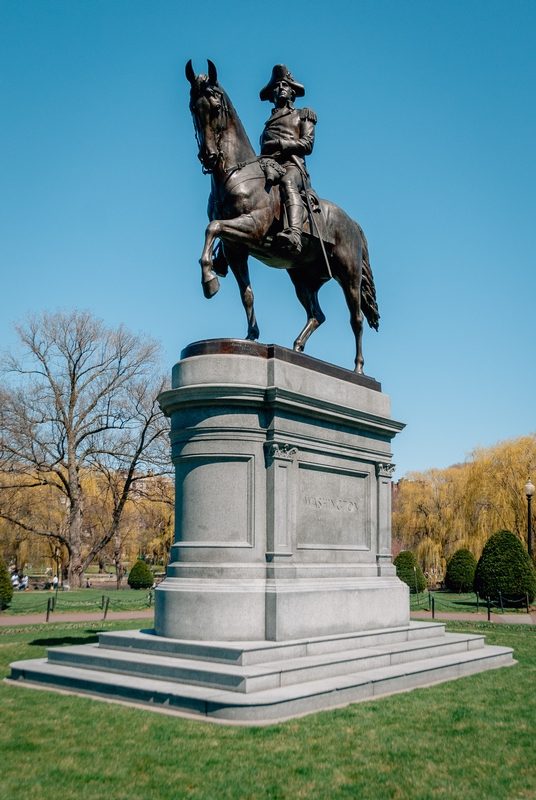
[303,496,358,513]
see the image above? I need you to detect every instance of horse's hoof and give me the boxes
[245,324,260,341]
[202,276,220,299]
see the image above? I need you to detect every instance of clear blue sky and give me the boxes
[1,0,535,477]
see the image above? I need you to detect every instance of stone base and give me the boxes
[155,576,409,641]
[8,622,515,724]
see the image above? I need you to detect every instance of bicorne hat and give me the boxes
[259,64,305,102]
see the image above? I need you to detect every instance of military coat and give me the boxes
[260,105,317,167]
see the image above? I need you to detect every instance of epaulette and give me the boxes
[299,108,317,124]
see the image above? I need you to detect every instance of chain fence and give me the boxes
[2,591,155,622]
[410,590,532,619]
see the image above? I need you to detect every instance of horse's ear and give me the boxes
[207,60,218,85]
[185,60,196,86]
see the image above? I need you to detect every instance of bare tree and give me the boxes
[0,310,170,588]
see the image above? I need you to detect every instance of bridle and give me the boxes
[190,84,229,175]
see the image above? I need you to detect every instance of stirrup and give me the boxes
[276,228,302,254]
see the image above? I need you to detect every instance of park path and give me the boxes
[1,608,535,628]
[0,609,154,627]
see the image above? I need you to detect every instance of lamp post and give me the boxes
[524,479,535,559]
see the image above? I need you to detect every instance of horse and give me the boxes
[186,60,379,374]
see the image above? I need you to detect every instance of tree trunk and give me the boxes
[67,485,84,588]
[114,545,123,590]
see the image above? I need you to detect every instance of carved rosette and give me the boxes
[375,462,396,479]
[264,442,298,467]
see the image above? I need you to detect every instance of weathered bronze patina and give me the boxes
[185,59,379,374]
[259,64,316,254]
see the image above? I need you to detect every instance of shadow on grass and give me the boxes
[29,631,103,648]
[28,626,153,649]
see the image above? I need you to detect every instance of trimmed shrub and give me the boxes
[445,548,477,593]
[127,559,154,590]
[393,550,427,594]
[474,530,536,603]
[0,557,14,609]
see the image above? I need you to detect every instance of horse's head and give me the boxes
[186,60,229,173]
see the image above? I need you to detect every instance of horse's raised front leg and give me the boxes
[225,244,259,341]
[288,271,325,353]
[200,214,263,300]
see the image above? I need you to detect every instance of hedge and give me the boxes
[127,559,154,590]
[473,530,536,604]
[445,548,477,593]
[0,556,14,609]
[393,550,427,594]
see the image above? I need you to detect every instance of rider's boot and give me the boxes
[277,190,303,254]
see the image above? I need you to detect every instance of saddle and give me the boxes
[210,158,334,277]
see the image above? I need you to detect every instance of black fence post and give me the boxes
[476,593,479,613]
[499,591,504,614]
[487,596,491,621]
[46,596,52,622]
[432,595,435,620]
[527,593,530,614]
[102,596,110,620]
[101,594,105,610]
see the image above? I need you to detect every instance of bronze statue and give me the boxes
[185,60,379,374]
[259,65,316,254]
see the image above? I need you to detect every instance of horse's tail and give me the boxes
[356,222,380,331]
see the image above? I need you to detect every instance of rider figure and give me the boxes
[259,65,317,255]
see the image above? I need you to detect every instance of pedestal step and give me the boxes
[8,622,515,723]
[97,620,446,666]
[43,632,484,694]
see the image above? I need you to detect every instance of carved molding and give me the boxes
[375,462,396,479]
[264,442,298,465]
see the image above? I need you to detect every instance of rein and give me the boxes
[192,85,272,182]
[221,154,272,187]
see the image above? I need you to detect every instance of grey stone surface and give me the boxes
[8,621,515,723]
[156,342,407,642]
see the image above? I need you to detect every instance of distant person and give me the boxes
[52,575,58,590]
[11,571,19,590]
[86,578,91,588]
[21,575,29,591]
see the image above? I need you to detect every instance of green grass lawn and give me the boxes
[1,619,535,799]
[3,588,154,616]
[410,589,532,614]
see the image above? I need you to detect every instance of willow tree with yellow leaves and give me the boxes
[393,434,536,574]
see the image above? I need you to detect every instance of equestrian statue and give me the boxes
[185,60,379,374]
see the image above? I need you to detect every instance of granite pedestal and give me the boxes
[155,339,407,641]
[7,341,515,722]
